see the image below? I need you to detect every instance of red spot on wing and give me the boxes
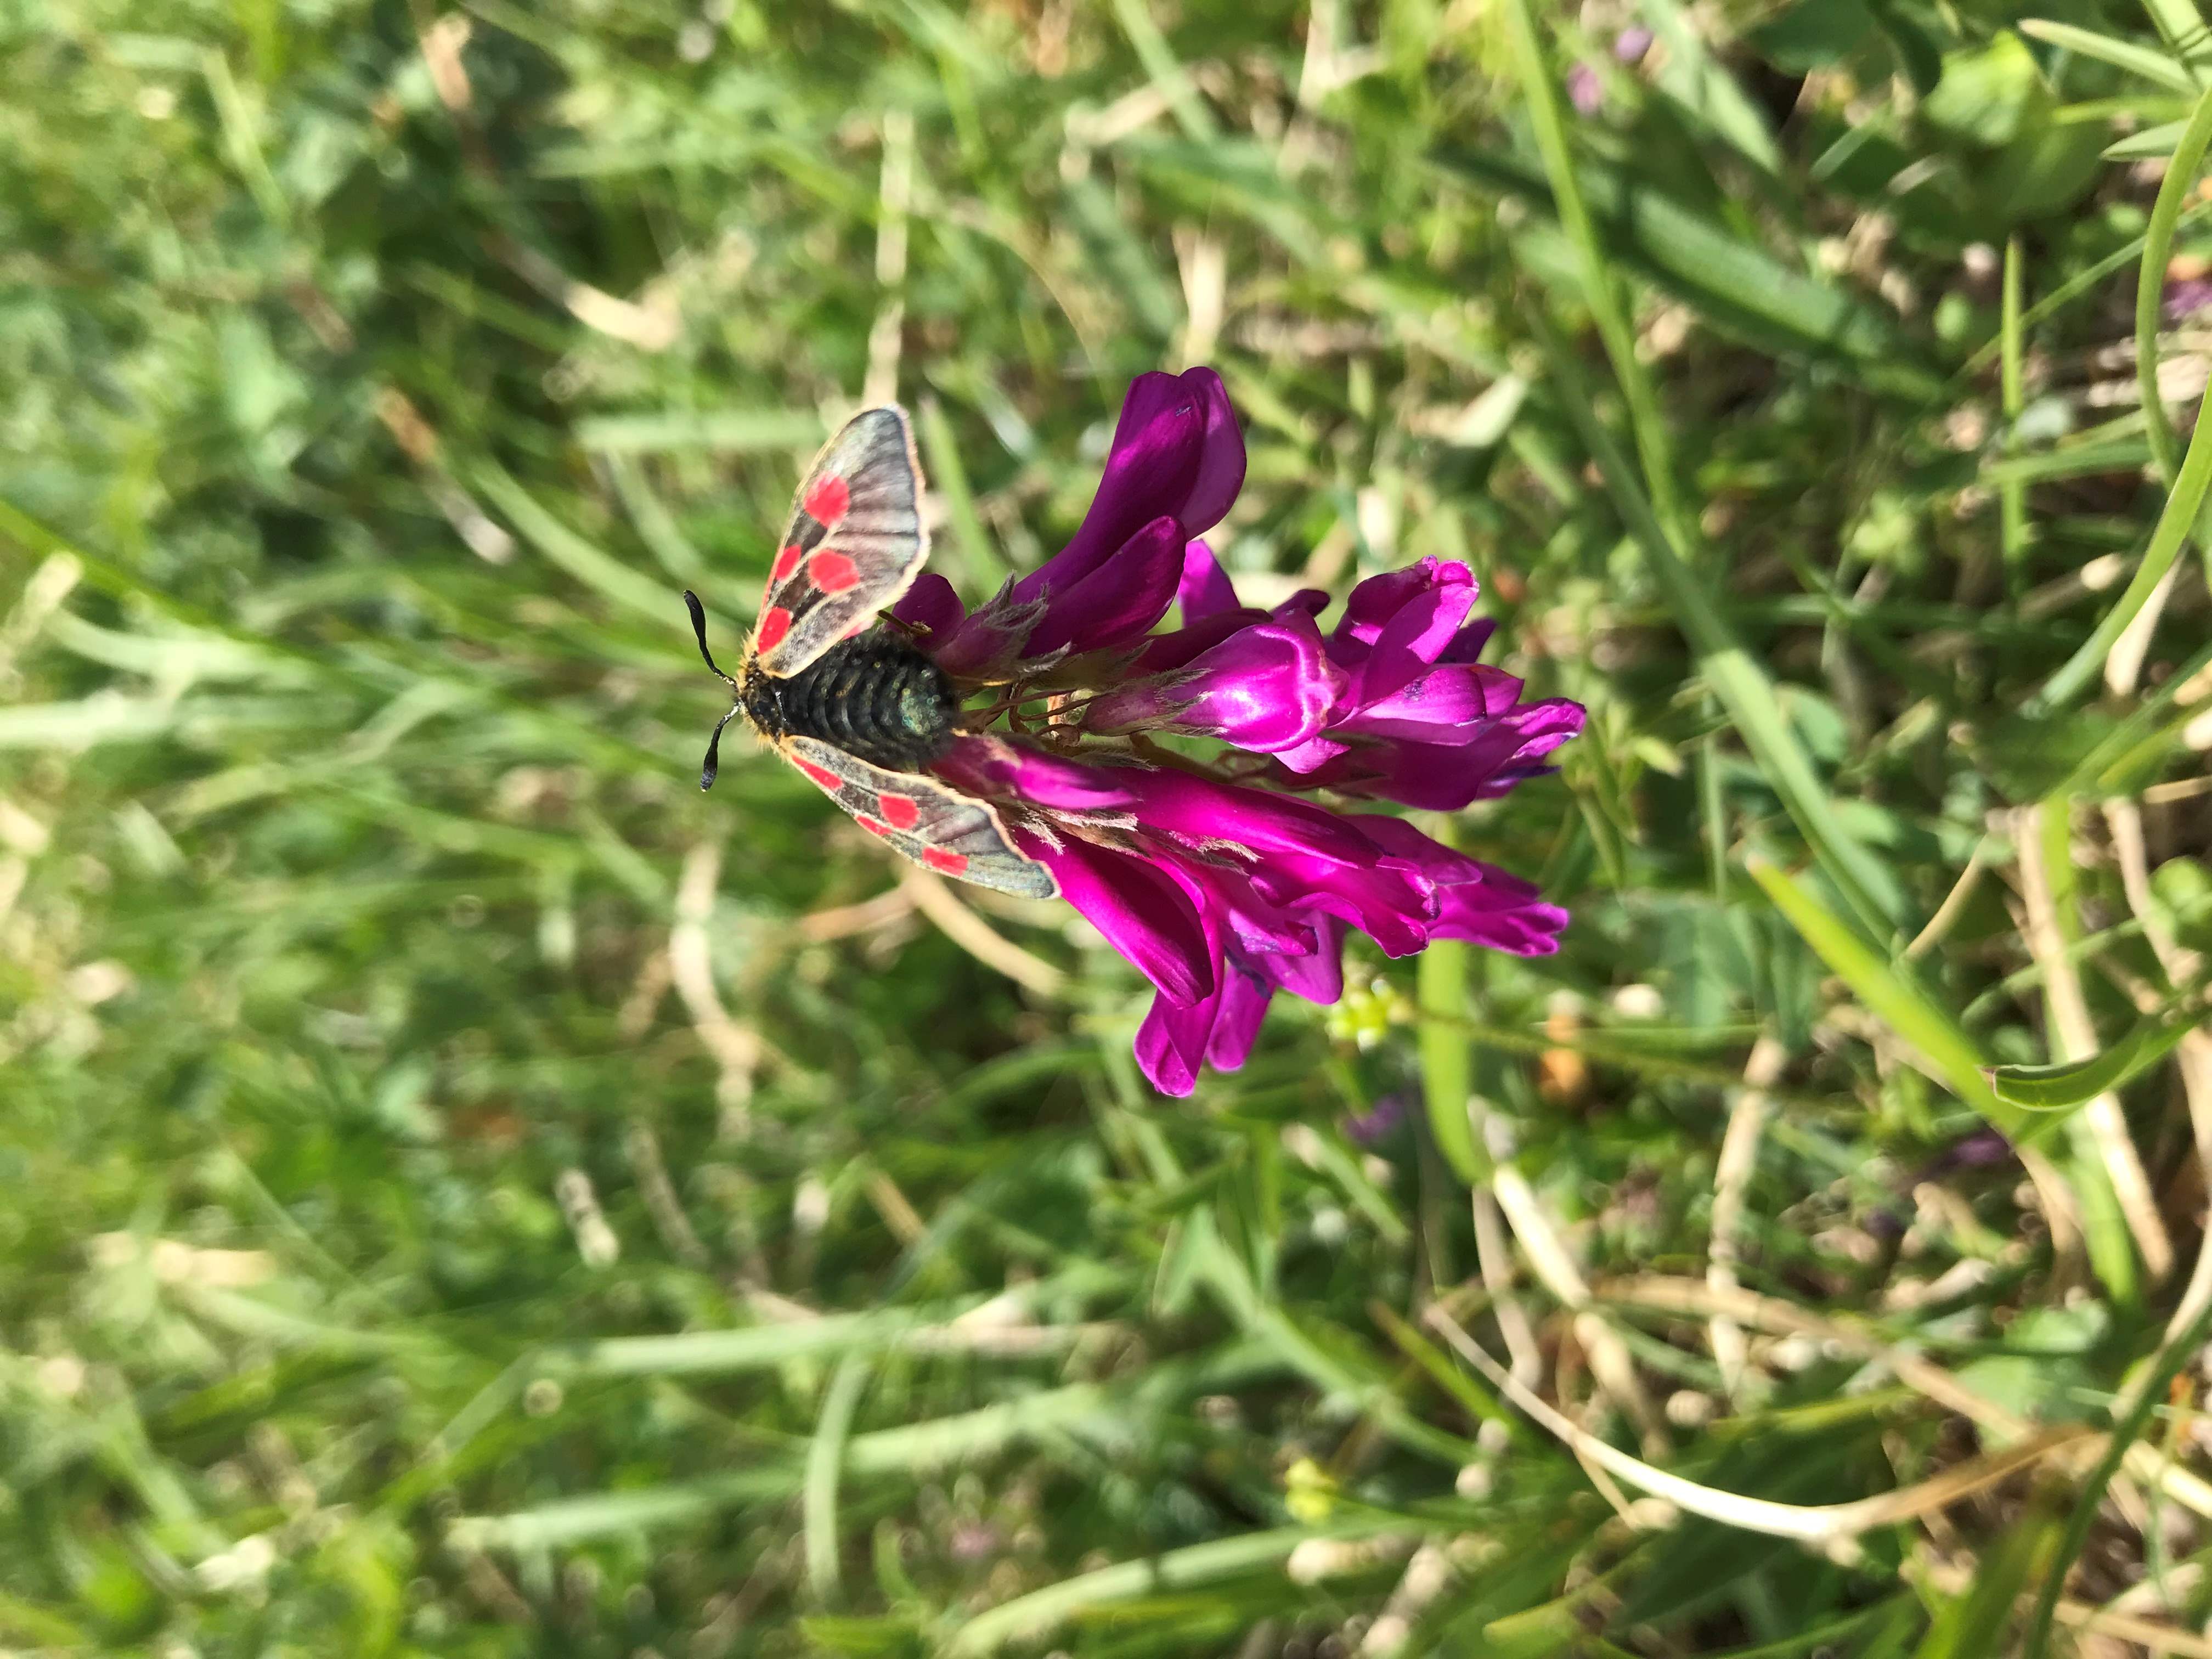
[770,544,802,583]
[878,793,919,830]
[809,550,860,594]
[756,606,791,653]
[804,476,850,526]
[855,815,892,837]
[922,848,969,877]
[793,758,842,791]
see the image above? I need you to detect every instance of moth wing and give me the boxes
[780,736,1058,901]
[751,407,928,678]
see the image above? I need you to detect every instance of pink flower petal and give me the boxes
[1023,830,1216,1008]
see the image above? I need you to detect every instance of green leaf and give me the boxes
[1984,1012,2200,1110]
[1922,35,2053,146]
[1867,0,1942,97]
[2017,19,2199,97]
[1639,0,1782,173]
[2105,119,2190,159]
[470,461,692,628]
[1747,0,1878,72]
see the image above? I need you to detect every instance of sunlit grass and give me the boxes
[4,2,2212,1654]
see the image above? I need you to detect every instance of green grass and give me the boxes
[5,0,2212,1653]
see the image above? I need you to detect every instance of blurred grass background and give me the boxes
[7,0,2212,1651]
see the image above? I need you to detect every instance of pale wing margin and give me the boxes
[754,407,930,676]
[786,736,1058,901]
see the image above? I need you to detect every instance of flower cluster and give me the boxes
[902,369,1585,1096]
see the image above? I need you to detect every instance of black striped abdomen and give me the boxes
[743,632,957,774]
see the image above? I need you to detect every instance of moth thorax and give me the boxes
[752,630,958,774]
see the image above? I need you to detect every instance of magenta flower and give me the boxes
[1081,612,1342,753]
[901,370,1582,1097]
[894,368,1245,678]
[1134,546,1587,811]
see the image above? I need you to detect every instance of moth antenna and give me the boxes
[682,591,738,686]
[699,704,743,791]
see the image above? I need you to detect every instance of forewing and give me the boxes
[781,736,1058,901]
[752,407,927,677]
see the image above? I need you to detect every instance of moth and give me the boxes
[682,406,1057,901]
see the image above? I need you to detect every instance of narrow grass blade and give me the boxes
[450,1374,1220,1550]
[1495,14,1904,928]
[1748,859,2024,1139]
[2021,1294,2212,1658]
[1497,0,1686,534]
[1639,0,1781,173]
[601,454,707,585]
[448,1468,804,1549]
[0,695,182,751]
[1986,1011,2199,1110]
[200,48,288,225]
[917,396,1007,591]
[1912,1502,2060,1659]
[2001,236,2029,585]
[1980,438,2154,486]
[542,1308,921,1376]
[2136,85,2212,483]
[2017,19,2199,95]
[2146,0,2212,75]
[943,1522,1405,1656]
[805,1355,870,1601]
[1109,0,1217,142]
[471,461,684,625]
[574,408,823,454]
[2105,119,2191,159]
[2030,366,2212,712]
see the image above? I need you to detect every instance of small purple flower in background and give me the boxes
[901,368,1584,1097]
[1566,61,1604,115]
[1565,29,1651,117]
[2164,274,2212,324]
[1342,1094,1407,1148]
[1866,1128,2016,1240]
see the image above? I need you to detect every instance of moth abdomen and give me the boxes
[747,631,957,774]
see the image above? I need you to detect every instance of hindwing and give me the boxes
[778,736,1057,901]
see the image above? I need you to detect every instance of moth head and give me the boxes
[681,590,744,792]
